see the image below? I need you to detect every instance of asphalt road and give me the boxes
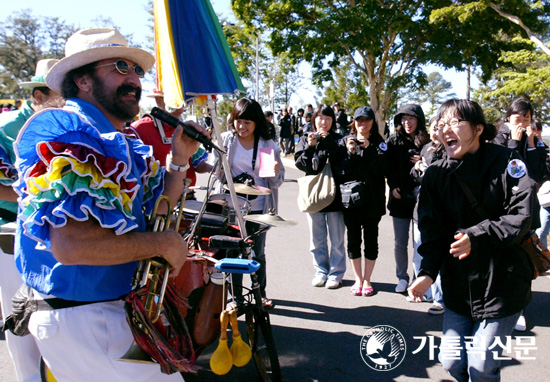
[2,156,550,381]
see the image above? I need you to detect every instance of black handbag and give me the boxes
[340,180,367,209]
[456,176,550,279]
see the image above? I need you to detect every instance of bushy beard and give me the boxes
[91,75,141,121]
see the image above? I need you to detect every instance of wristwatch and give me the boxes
[169,161,190,173]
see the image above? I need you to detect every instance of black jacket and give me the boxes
[279,115,292,138]
[492,123,549,183]
[295,130,345,212]
[336,135,387,217]
[418,143,535,320]
[386,132,424,218]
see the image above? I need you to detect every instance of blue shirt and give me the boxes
[0,100,33,224]
[14,98,164,301]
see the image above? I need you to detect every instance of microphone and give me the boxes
[150,107,222,153]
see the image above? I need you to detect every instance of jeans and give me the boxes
[393,217,412,282]
[412,220,443,304]
[440,309,521,382]
[535,206,550,248]
[306,211,346,282]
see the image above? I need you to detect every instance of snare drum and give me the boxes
[209,193,251,224]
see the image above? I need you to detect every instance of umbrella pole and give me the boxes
[206,95,248,239]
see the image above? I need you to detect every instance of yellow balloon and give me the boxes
[210,338,233,375]
[230,333,252,367]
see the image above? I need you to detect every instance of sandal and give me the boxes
[262,297,274,309]
[362,287,374,297]
[350,286,362,296]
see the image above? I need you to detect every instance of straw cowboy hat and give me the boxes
[46,27,155,94]
[19,59,60,89]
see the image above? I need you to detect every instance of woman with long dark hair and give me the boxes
[295,104,346,289]
[216,98,285,305]
[409,99,534,381]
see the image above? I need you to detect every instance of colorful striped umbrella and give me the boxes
[154,0,245,108]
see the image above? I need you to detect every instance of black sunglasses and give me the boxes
[95,60,145,78]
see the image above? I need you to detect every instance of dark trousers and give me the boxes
[343,211,381,260]
[230,214,267,300]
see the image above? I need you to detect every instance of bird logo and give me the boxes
[360,325,407,371]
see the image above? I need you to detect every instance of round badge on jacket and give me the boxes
[379,142,388,151]
[507,159,527,178]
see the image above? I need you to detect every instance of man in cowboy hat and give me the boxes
[11,28,207,381]
[0,57,62,382]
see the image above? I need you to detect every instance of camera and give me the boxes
[310,132,322,140]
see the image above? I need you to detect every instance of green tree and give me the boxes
[321,58,369,114]
[414,72,456,117]
[0,10,78,99]
[232,0,536,135]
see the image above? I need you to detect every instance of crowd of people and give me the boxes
[292,97,546,382]
[0,24,546,382]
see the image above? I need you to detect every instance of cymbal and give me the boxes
[224,183,272,196]
[244,212,298,227]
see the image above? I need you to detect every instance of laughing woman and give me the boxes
[409,99,535,381]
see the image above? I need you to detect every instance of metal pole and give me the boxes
[206,95,247,238]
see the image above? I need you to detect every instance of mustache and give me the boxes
[116,84,141,100]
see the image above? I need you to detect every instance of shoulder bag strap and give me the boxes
[454,175,489,219]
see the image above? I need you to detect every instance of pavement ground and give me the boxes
[1,155,550,381]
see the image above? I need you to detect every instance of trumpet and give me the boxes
[118,179,197,374]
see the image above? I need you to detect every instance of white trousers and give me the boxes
[0,249,41,382]
[29,300,184,382]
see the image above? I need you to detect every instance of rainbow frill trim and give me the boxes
[0,144,17,186]
[15,108,164,248]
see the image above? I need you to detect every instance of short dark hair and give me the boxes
[264,110,274,118]
[31,87,51,98]
[436,99,496,142]
[61,62,97,99]
[228,98,270,140]
[312,104,336,132]
[505,97,534,120]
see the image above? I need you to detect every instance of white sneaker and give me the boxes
[325,280,341,289]
[427,302,445,315]
[395,279,408,293]
[515,314,527,332]
[312,276,326,287]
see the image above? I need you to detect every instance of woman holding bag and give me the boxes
[338,107,387,296]
[295,104,346,289]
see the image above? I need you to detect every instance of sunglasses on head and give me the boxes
[95,60,145,78]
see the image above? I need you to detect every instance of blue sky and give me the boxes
[4,1,471,109]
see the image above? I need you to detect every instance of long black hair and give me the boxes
[228,98,270,140]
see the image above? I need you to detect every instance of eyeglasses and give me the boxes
[95,60,145,78]
[436,118,466,130]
